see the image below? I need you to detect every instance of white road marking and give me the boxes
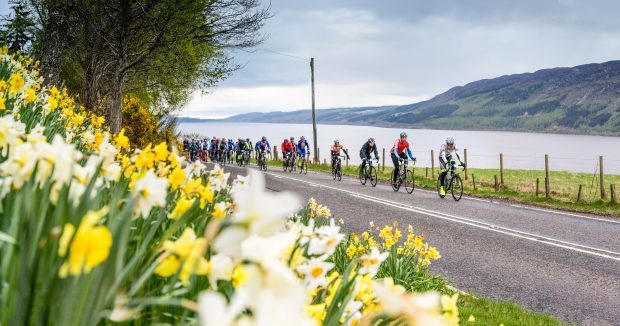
[509,204,620,225]
[261,169,620,262]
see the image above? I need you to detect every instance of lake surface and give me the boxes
[179,122,620,174]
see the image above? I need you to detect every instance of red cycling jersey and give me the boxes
[391,139,410,154]
[281,140,294,153]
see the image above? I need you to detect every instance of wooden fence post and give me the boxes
[472,174,477,191]
[317,148,320,163]
[536,178,540,197]
[494,175,499,191]
[545,154,550,198]
[577,184,583,202]
[346,157,349,168]
[425,167,428,178]
[600,156,606,199]
[382,148,386,172]
[464,148,468,180]
[273,147,278,161]
[431,150,435,178]
[500,153,504,186]
[610,184,616,204]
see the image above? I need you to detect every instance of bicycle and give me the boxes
[298,154,308,174]
[282,152,294,172]
[437,161,465,201]
[218,149,227,166]
[359,158,379,187]
[257,150,268,171]
[331,155,346,181]
[391,158,415,193]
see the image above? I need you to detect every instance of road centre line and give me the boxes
[265,170,620,262]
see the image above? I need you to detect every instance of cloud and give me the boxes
[183,0,620,118]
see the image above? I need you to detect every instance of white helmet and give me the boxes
[445,137,455,145]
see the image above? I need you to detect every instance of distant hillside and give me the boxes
[186,60,620,135]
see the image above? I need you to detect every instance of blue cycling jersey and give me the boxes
[297,139,310,155]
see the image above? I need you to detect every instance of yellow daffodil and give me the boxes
[135,145,155,170]
[154,228,209,285]
[198,184,214,209]
[58,208,112,278]
[304,303,326,324]
[47,96,58,111]
[211,202,227,219]
[153,142,169,161]
[8,73,24,95]
[24,88,36,104]
[441,293,459,325]
[168,167,186,190]
[0,97,5,111]
[169,196,195,220]
[114,129,130,150]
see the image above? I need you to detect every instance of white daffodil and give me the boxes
[102,162,122,183]
[26,123,46,144]
[230,174,249,194]
[342,300,363,324]
[0,115,26,152]
[0,141,36,189]
[50,135,82,186]
[308,219,345,256]
[198,291,240,326]
[132,170,169,218]
[358,247,389,277]
[208,164,229,191]
[232,169,300,236]
[296,256,334,290]
[208,253,233,289]
[213,226,248,260]
[241,231,297,267]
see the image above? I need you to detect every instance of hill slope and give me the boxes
[208,60,620,134]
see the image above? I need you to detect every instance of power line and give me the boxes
[256,48,308,61]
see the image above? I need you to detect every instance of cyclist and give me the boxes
[439,136,465,196]
[258,136,270,157]
[360,138,379,171]
[391,132,415,183]
[297,136,310,161]
[218,137,228,162]
[281,138,295,166]
[246,138,253,158]
[330,139,350,170]
[289,137,297,168]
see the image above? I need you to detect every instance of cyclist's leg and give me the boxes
[439,157,447,186]
[360,153,367,170]
[390,152,400,182]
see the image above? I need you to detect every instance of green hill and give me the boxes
[196,60,620,135]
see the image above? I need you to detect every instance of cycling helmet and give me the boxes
[400,132,407,138]
[334,139,339,144]
[301,136,305,140]
[261,136,266,141]
[445,137,455,145]
[246,138,250,142]
[368,137,375,143]
[290,137,294,141]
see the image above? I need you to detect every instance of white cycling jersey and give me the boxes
[440,143,462,162]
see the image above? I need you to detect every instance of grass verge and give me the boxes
[255,157,620,217]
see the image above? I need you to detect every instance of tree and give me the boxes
[0,0,36,53]
[28,0,271,133]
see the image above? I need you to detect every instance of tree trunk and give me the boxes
[106,71,125,134]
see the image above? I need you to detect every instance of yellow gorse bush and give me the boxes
[0,47,457,326]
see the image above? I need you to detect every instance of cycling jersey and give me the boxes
[391,139,413,159]
[281,140,294,153]
[258,140,270,151]
[331,144,346,155]
[297,139,310,156]
[439,143,461,162]
[360,142,379,160]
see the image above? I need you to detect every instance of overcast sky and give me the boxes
[3,1,620,118]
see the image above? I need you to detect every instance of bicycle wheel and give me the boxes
[391,170,400,192]
[303,160,308,174]
[359,166,367,185]
[282,160,287,171]
[332,167,337,180]
[437,176,446,198]
[337,169,342,181]
[370,166,378,187]
[404,168,415,194]
[451,175,463,201]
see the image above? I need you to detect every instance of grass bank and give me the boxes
[258,157,620,217]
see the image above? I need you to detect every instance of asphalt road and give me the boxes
[216,162,620,325]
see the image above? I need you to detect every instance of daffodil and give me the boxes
[296,256,334,290]
[132,170,168,218]
[153,142,169,161]
[358,247,389,277]
[169,196,195,219]
[211,202,228,219]
[114,128,130,150]
[58,208,112,277]
[0,97,5,111]
[154,228,209,285]
[168,167,186,190]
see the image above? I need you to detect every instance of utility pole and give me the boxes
[310,58,318,163]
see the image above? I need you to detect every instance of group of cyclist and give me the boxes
[184,132,465,197]
[326,132,464,196]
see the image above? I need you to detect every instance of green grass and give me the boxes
[458,295,564,326]
[259,157,620,217]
